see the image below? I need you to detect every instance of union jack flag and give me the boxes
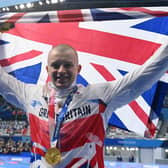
[0,6,168,137]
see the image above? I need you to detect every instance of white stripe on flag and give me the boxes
[79,19,168,44]
[145,7,168,12]
[115,104,147,136]
[0,13,17,23]
[17,11,59,23]
[59,143,96,168]
[81,9,93,22]
[160,73,168,83]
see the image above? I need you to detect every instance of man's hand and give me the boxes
[0,22,15,33]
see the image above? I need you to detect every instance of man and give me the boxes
[0,43,168,168]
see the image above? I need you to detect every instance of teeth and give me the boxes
[57,76,68,79]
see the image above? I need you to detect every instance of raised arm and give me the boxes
[0,65,31,110]
[89,42,168,113]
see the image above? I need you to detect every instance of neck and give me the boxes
[49,82,77,98]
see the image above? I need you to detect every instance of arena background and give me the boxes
[0,0,168,168]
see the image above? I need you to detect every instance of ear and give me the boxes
[77,64,82,73]
[46,65,49,73]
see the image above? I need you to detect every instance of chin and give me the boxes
[55,84,69,89]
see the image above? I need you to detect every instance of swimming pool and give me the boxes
[0,155,167,168]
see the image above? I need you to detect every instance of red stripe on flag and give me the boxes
[91,63,116,81]
[92,63,156,133]
[6,13,25,22]
[58,10,84,22]
[7,23,160,65]
[146,119,157,136]
[122,7,168,17]
[0,50,42,67]
[129,101,156,133]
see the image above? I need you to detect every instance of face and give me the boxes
[46,48,81,89]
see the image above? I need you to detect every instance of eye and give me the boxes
[64,63,73,68]
[51,61,73,69]
[51,63,60,69]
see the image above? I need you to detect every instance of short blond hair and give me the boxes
[48,44,78,64]
[52,44,78,56]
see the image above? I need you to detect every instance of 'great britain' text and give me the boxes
[64,105,91,121]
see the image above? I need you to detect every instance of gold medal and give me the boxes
[45,147,61,165]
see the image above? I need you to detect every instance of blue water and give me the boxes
[104,161,168,168]
[0,155,30,168]
[0,155,167,168]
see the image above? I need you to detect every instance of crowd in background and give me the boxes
[0,138,31,154]
[0,96,27,120]
[0,95,28,136]
[0,96,30,154]
[0,120,28,136]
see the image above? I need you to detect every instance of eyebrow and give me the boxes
[50,60,73,66]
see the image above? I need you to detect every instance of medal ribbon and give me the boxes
[49,86,78,146]
[32,85,77,165]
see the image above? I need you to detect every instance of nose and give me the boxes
[57,65,66,73]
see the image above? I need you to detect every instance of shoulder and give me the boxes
[76,82,113,98]
[25,83,44,98]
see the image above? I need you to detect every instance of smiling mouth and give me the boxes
[56,76,69,82]
[52,73,71,84]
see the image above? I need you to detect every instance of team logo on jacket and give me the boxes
[31,100,42,107]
